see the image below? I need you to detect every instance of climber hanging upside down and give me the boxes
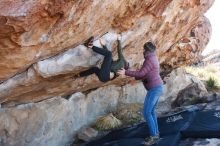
[79,34,129,82]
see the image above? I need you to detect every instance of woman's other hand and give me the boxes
[117,68,125,76]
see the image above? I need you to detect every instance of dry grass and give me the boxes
[94,113,122,131]
[115,103,144,125]
[184,65,220,91]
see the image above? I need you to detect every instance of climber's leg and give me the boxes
[143,85,163,136]
[91,46,111,56]
[80,67,100,77]
[98,49,112,82]
[80,46,113,82]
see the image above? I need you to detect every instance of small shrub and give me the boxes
[206,77,220,90]
[188,96,204,105]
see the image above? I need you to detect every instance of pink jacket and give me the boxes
[125,52,163,90]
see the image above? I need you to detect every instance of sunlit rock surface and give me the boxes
[0,0,214,106]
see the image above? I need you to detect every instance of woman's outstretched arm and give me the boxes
[118,59,153,79]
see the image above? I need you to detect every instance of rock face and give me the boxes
[172,82,208,107]
[77,127,98,142]
[0,68,211,146]
[0,83,146,146]
[157,68,208,115]
[0,0,214,106]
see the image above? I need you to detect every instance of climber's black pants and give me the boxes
[80,46,112,82]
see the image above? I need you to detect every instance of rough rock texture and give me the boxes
[156,68,207,115]
[160,16,212,73]
[0,83,145,146]
[0,0,214,106]
[172,82,208,107]
[0,68,211,146]
[77,127,98,142]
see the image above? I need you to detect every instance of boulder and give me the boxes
[77,127,98,142]
[0,0,214,106]
[0,83,146,146]
[157,68,208,114]
[172,82,208,107]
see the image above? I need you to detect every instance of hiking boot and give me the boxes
[84,36,94,48]
[144,135,160,146]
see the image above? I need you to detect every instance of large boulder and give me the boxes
[0,0,214,106]
[172,82,208,107]
[157,68,208,115]
[0,82,146,146]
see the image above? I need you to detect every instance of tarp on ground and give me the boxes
[86,110,194,146]
[86,133,181,146]
[153,133,181,146]
[86,109,220,146]
[85,123,149,146]
[182,110,220,138]
[158,110,195,136]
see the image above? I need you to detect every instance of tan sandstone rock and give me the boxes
[0,0,214,106]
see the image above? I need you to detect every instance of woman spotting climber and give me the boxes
[117,42,164,145]
[79,35,129,82]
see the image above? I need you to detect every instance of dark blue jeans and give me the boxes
[143,85,163,136]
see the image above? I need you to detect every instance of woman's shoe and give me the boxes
[144,135,160,146]
[84,36,94,48]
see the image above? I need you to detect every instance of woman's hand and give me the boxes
[88,43,93,48]
[117,68,126,76]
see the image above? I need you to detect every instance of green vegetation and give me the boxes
[184,65,220,91]
[206,77,220,90]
